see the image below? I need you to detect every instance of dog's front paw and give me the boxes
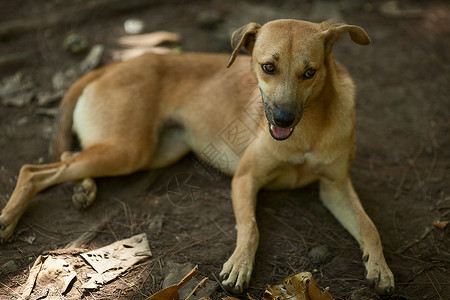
[364,254,395,295]
[0,214,18,243]
[220,251,254,294]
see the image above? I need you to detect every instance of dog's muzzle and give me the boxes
[268,109,297,140]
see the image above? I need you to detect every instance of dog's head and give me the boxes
[227,19,370,141]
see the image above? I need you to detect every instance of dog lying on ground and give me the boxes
[0,19,394,294]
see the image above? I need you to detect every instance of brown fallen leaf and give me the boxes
[145,266,198,300]
[247,294,257,300]
[81,233,152,289]
[263,271,334,300]
[431,220,449,229]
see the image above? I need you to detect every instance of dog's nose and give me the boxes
[273,109,295,128]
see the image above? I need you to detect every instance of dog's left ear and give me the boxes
[227,22,261,68]
[320,19,371,54]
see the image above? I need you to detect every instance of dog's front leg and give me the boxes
[319,176,395,295]
[220,157,262,293]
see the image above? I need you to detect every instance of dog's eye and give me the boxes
[304,68,316,79]
[262,63,275,74]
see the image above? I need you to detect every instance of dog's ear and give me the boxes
[320,19,371,54]
[227,22,261,68]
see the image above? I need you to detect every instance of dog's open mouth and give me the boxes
[269,124,294,141]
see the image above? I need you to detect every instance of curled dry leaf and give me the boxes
[146,266,199,300]
[263,271,334,300]
[431,220,449,229]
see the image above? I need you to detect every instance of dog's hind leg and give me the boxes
[0,143,151,242]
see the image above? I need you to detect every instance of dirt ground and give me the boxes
[0,0,449,299]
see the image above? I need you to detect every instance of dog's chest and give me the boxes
[289,152,310,165]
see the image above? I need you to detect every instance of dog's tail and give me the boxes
[49,66,110,161]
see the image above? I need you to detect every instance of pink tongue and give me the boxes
[272,125,292,139]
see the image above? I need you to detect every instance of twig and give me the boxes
[65,206,122,249]
[160,230,215,248]
[408,158,428,201]
[112,197,133,235]
[169,225,233,256]
[410,248,443,299]
[211,272,232,297]
[393,226,433,255]
[261,206,308,248]
[210,216,232,239]
[107,221,119,241]
[185,277,209,300]
[24,221,61,241]
[0,281,21,297]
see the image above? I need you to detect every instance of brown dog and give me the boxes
[0,19,394,294]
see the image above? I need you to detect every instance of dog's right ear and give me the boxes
[320,19,371,55]
[227,22,261,68]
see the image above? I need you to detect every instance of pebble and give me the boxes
[1,260,20,273]
[63,34,89,54]
[18,234,36,244]
[308,246,332,264]
[124,18,145,34]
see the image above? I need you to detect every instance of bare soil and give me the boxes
[0,0,449,299]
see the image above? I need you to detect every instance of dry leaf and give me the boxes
[21,255,77,298]
[263,271,334,300]
[146,266,199,300]
[431,220,449,229]
[81,233,152,289]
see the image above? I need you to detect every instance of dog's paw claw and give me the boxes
[231,284,242,294]
[0,217,17,243]
[220,252,253,294]
[364,256,395,295]
[366,274,380,288]
[220,272,229,281]
[72,192,90,209]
